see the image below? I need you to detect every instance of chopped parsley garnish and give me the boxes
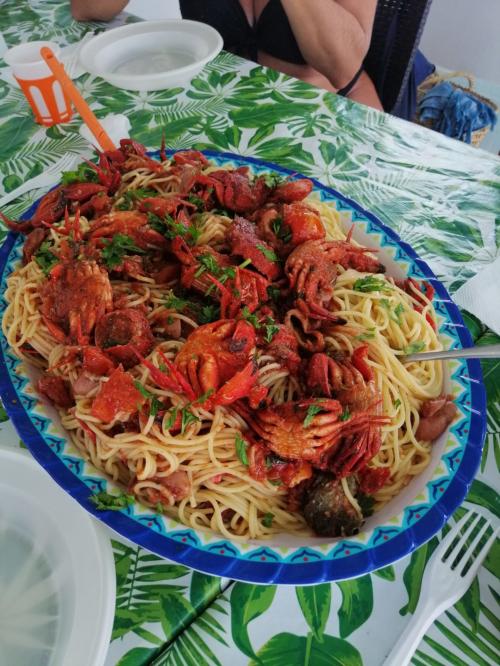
[271,216,292,243]
[340,408,351,421]
[165,293,217,323]
[271,217,282,236]
[165,405,200,434]
[133,381,161,416]
[235,434,249,466]
[165,294,190,311]
[262,512,274,527]
[393,399,402,409]
[90,491,134,511]
[220,266,237,282]
[147,213,169,234]
[194,389,214,405]
[35,241,59,275]
[353,276,392,293]
[180,406,199,433]
[355,328,376,341]
[262,172,284,189]
[256,244,278,263]
[196,255,236,294]
[149,397,161,417]
[197,304,220,324]
[187,193,206,211]
[241,309,279,343]
[133,380,154,399]
[101,234,143,269]
[380,299,405,324]
[213,208,233,218]
[394,303,406,323]
[242,306,260,329]
[195,253,220,277]
[148,213,200,246]
[148,213,175,236]
[164,390,213,432]
[263,317,280,344]
[164,409,178,431]
[267,285,281,302]
[303,401,325,428]
[402,341,426,355]
[116,188,157,210]
[61,162,98,185]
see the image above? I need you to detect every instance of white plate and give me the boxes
[79,19,223,91]
[0,446,115,666]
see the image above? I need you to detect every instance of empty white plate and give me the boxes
[79,19,223,91]
[0,446,115,666]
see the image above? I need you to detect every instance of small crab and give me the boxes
[87,210,168,250]
[175,319,263,406]
[95,308,154,369]
[285,239,385,320]
[40,259,113,344]
[237,398,388,476]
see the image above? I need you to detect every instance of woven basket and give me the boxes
[417,71,498,147]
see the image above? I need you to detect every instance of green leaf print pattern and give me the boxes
[466,479,500,516]
[230,584,277,660]
[115,647,157,666]
[190,571,222,613]
[337,576,374,638]
[400,537,439,616]
[373,565,396,582]
[112,542,187,643]
[152,596,229,666]
[296,584,331,640]
[454,577,481,633]
[111,540,224,665]
[251,633,363,666]
[475,331,500,473]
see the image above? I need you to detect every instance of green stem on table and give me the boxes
[304,631,314,666]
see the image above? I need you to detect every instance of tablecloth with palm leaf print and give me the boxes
[0,2,498,665]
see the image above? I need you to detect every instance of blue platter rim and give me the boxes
[0,149,486,584]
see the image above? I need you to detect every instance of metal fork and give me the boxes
[402,343,500,363]
[385,510,499,666]
[0,153,80,208]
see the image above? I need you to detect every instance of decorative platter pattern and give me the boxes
[0,151,486,584]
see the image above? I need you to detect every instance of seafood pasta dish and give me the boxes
[1,140,457,540]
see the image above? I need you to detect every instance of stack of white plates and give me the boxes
[0,447,115,666]
[80,19,223,91]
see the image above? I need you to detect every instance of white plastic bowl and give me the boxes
[79,19,223,91]
[0,446,115,666]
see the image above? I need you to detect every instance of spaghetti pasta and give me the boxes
[2,144,454,540]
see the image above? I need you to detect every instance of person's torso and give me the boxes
[179,0,340,92]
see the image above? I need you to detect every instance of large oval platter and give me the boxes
[0,150,486,584]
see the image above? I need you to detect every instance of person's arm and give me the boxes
[280,0,377,89]
[70,0,129,21]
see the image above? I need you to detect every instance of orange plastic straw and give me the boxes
[40,46,116,152]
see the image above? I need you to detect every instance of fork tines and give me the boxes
[441,510,498,577]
